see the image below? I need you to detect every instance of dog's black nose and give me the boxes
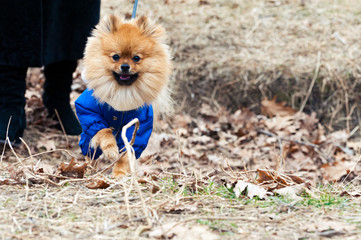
[121,64,130,72]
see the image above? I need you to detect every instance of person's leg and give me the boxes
[0,65,27,145]
[43,60,82,135]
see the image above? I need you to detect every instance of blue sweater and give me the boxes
[75,89,153,159]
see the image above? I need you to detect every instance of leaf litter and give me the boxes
[142,99,359,194]
[1,77,360,238]
[1,0,361,237]
[57,157,87,179]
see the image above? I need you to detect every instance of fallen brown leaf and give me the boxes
[340,190,361,197]
[57,158,87,178]
[85,179,110,189]
[199,103,219,122]
[261,97,296,118]
[152,185,160,194]
[257,169,307,190]
[299,112,319,132]
[0,177,18,185]
[321,160,354,182]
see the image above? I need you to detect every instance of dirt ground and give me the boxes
[1,96,360,239]
[1,0,361,239]
[0,181,360,240]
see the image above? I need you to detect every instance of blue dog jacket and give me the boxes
[75,88,153,159]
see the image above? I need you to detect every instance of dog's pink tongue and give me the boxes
[119,74,130,80]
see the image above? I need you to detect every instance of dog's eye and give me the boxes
[132,55,141,62]
[112,54,120,61]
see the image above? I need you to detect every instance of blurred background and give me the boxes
[100,0,361,132]
[26,0,361,133]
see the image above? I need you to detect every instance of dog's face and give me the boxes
[83,16,172,111]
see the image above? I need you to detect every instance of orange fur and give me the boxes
[112,154,130,177]
[91,128,119,161]
[84,15,172,177]
[83,15,172,112]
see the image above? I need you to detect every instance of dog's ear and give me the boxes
[96,15,122,34]
[135,16,166,41]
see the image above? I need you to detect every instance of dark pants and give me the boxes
[0,60,81,143]
[43,61,77,111]
[0,65,27,143]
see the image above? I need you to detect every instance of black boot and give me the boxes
[0,65,27,146]
[43,61,82,135]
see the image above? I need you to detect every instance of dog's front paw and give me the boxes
[91,128,119,160]
[102,144,119,160]
[112,154,130,178]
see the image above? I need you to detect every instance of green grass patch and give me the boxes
[157,177,356,211]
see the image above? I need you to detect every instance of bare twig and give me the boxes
[121,118,153,234]
[19,137,34,162]
[257,128,319,148]
[299,51,321,113]
[20,148,76,161]
[7,137,25,167]
[54,109,69,148]
[348,126,359,139]
[176,130,187,176]
[334,71,351,134]
[340,155,361,187]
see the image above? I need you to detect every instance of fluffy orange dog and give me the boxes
[75,15,172,177]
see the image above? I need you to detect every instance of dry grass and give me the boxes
[1,1,361,239]
[1,112,360,239]
[1,108,360,239]
[103,0,361,130]
[1,169,360,239]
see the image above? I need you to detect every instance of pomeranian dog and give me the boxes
[75,15,172,177]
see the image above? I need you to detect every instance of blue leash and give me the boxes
[131,0,139,19]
